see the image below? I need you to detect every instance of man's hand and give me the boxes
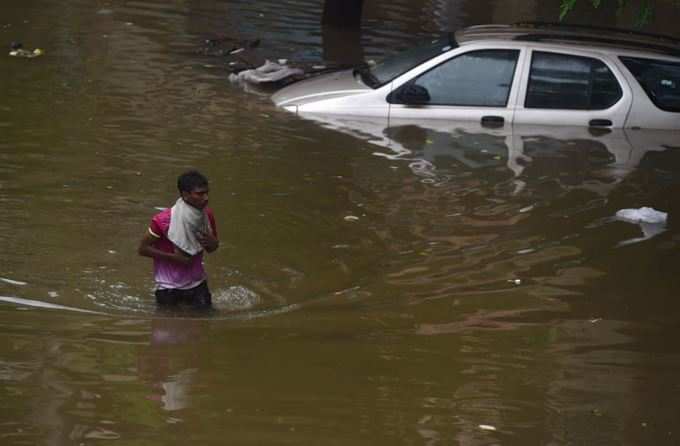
[197,231,219,253]
[171,247,193,265]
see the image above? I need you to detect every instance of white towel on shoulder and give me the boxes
[168,198,211,255]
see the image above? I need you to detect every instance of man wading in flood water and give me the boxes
[138,170,219,309]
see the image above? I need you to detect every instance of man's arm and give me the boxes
[138,231,192,265]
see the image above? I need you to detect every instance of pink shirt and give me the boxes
[148,207,218,290]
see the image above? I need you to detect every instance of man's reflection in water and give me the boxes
[138,315,206,411]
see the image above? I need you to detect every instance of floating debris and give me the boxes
[8,42,44,58]
[0,277,27,286]
[84,428,120,440]
[479,424,497,431]
[200,35,259,56]
[616,207,667,225]
[0,296,105,314]
[615,206,668,246]
[344,215,359,222]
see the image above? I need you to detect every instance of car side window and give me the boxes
[525,51,622,110]
[406,49,520,107]
[620,56,680,112]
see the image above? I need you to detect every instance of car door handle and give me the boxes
[589,119,612,127]
[481,115,504,127]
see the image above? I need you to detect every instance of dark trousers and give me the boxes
[155,281,212,309]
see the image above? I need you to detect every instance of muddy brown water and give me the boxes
[2,0,680,444]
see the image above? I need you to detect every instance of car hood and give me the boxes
[271,68,371,107]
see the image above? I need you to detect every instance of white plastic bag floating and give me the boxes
[614,207,668,246]
[615,207,667,224]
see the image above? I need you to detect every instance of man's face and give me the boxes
[181,186,209,209]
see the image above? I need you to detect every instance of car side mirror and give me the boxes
[396,84,430,105]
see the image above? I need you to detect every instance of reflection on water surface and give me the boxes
[2,0,680,444]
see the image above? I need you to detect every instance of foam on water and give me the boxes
[213,285,262,311]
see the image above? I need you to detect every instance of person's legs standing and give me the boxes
[190,281,212,309]
[155,288,180,306]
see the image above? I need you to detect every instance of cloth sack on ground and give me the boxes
[234,60,304,84]
[168,198,211,255]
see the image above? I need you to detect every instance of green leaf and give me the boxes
[560,0,578,20]
[635,1,654,27]
[560,0,656,28]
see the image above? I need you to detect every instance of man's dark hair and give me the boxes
[177,170,209,193]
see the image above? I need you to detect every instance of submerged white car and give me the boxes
[272,23,680,130]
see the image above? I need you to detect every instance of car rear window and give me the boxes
[526,51,622,110]
[620,56,680,112]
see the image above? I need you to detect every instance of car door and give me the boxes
[513,49,633,128]
[387,46,525,128]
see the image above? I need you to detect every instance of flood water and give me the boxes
[2,0,680,444]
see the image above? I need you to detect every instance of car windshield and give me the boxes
[358,35,457,88]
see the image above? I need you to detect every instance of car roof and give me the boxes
[454,22,680,59]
